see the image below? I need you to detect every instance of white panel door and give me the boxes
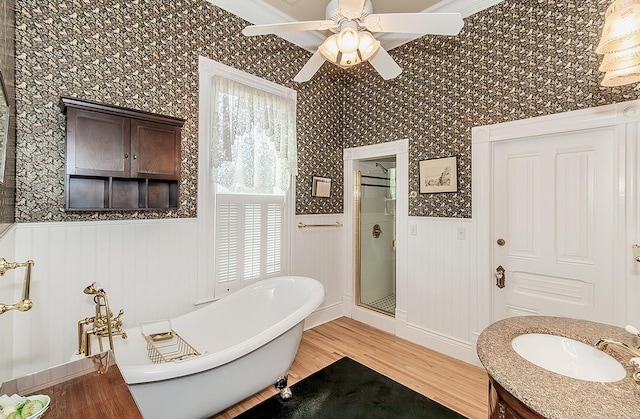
[492,127,617,322]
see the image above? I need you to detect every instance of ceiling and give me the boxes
[261,0,443,22]
[210,0,505,52]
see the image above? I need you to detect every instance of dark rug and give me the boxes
[235,357,466,418]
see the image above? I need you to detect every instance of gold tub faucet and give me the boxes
[77,282,127,357]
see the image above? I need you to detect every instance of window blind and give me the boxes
[215,194,284,296]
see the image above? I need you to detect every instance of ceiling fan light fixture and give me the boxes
[357,31,380,61]
[340,51,360,67]
[336,26,360,53]
[246,0,464,82]
[319,33,361,67]
[319,34,340,61]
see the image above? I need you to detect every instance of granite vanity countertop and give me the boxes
[477,316,640,419]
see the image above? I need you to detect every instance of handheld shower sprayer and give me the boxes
[77,282,127,357]
[83,282,105,296]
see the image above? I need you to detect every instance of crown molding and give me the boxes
[208,0,504,52]
[207,0,325,51]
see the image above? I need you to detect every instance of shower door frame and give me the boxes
[343,140,409,334]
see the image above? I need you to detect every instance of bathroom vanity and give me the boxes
[477,316,640,418]
[0,351,141,417]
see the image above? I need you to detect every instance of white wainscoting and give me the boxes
[11,218,199,378]
[0,224,18,383]
[292,213,481,365]
[7,214,350,379]
[6,212,483,379]
[291,214,347,329]
[396,216,479,365]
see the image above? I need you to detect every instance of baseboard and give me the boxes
[395,310,480,366]
[351,305,395,334]
[304,302,343,330]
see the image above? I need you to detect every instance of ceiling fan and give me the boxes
[241,0,464,82]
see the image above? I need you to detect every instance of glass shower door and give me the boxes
[355,160,396,316]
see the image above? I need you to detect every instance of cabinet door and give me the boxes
[130,119,181,180]
[66,108,131,176]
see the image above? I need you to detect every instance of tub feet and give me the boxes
[275,373,292,400]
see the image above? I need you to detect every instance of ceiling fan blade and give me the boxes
[368,47,402,80]
[338,0,366,19]
[363,13,464,36]
[294,50,327,83]
[242,20,337,36]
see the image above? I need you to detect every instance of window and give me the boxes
[210,75,297,195]
[197,57,296,300]
[215,194,285,295]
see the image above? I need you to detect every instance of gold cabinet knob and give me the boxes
[497,238,506,246]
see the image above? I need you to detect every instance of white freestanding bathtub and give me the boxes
[111,276,325,419]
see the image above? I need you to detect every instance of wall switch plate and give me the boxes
[410,224,417,236]
[457,227,466,240]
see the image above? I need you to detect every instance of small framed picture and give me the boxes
[419,156,458,193]
[312,176,331,198]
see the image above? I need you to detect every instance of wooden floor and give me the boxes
[213,317,488,418]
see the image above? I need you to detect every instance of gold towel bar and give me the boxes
[297,221,343,229]
[0,258,35,315]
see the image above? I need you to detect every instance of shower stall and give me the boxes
[356,159,396,316]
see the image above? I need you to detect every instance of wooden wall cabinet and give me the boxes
[62,97,185,211]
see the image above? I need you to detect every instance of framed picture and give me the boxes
[312,176,331,198]
[419,156,458,193]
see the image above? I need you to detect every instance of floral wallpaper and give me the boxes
[12,0,640,222]
[342,0,638,217]
[14,0,342,221]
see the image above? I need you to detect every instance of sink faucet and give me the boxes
[594,325,640,357]
[594,338,640,357]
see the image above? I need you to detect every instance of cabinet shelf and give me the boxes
[66,176,178,211]
[62,97,184,211]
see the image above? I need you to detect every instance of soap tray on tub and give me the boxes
[141,320,201,364]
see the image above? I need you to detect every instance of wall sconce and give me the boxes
[597,0,640,86]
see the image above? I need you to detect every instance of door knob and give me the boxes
[495,265,506,289]
[497,238,506,246]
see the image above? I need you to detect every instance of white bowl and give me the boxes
[23,395,50,419]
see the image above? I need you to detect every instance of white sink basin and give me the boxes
[511,333,627,382]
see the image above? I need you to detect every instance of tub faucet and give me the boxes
[594,325,640,358]
[77,282,127,357]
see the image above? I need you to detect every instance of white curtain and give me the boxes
[210,75,297,195]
